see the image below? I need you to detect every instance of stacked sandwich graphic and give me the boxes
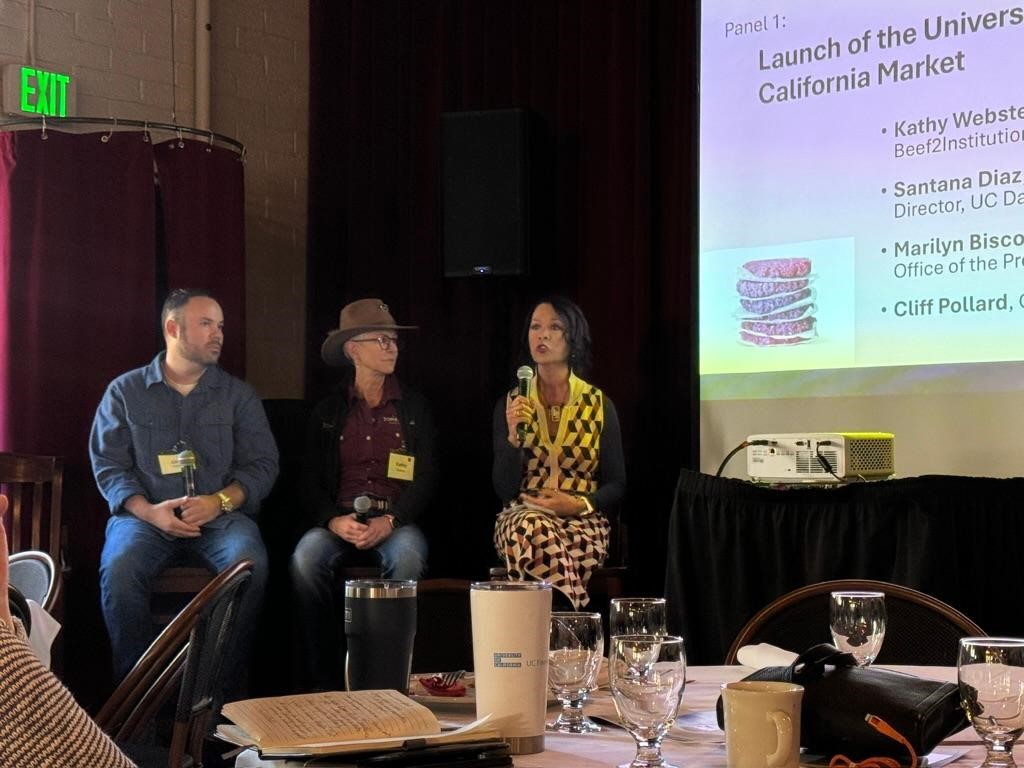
[736,258,817,346]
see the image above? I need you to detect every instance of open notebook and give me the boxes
[217,689,499,758]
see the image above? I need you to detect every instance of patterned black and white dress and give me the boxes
[492,373,626,608]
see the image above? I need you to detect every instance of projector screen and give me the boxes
[699,2,1024,478]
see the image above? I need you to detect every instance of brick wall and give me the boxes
[0,0,309,398]
[212,0,308,398]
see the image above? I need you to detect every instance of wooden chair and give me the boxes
[725,578,985,666]
[0,453,65,662]
[0,452,64,574]
[588,505,629,605]
[151,565,215,626]
[337,565,385,582]
[332,552,386,593]
[97,559,254,768]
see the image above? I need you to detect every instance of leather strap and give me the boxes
[791,643,858,682]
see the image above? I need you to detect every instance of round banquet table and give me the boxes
[234,665,996,767]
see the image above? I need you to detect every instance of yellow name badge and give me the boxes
[387,451,415,481]
[158,452,184,476]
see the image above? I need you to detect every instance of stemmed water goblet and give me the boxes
[609,634,686,768]
[958,637,1024,767]
[610,597,668,637]
[547,611,604,733]
[829,591,886,666]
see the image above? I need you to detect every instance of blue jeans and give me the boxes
[290,524,427,690]
[99,513,268,693]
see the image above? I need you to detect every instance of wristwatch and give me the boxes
[216,492,235,514]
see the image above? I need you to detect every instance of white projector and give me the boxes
[745,432,895,483]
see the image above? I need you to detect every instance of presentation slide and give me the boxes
[699,2,1024,476]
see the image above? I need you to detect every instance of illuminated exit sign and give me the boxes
[3,65,76,117]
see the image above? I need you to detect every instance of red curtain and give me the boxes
[0,128,245,706]
[0,130,156,457]
[0,129,156,699]
[154,139,246,375]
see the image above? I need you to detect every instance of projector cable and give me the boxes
[815,441,843,482]
[716,439,775,477]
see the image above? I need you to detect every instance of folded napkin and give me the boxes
[736,642,798,669]
[27,599,61,669]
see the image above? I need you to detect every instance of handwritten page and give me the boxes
[222,690,440,749]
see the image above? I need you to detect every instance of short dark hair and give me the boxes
[521,295,593,375]
[161,288,215,327]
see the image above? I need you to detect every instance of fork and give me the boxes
[438,669,466,688]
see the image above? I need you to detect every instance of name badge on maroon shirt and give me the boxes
[388,451,415,481]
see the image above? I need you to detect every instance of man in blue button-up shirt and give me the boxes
[90,289,279,692]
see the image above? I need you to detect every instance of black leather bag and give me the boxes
[716,644,966,759]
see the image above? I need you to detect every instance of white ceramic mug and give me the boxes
[470,581,551,754]
[722,680,804,768]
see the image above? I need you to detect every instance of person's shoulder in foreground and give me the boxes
[0,496,136,768]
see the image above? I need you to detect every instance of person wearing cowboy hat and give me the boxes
[290,298,438,690]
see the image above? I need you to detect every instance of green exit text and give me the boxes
[20,67,71,117]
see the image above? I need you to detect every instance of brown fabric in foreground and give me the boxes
[0,619,135,767]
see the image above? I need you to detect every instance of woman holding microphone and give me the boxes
[492,296,626,609]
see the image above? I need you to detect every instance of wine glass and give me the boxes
[609,634,686,768]
[610,597,668,637]
[829,591,886,666]
[547,611,604,733]
[958,637,1024,767]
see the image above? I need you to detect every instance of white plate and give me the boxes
[408,673,561,710]
[409,673,476,709]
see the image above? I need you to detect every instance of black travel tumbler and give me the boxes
[344,579,417,692]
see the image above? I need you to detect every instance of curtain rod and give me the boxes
[0,116,245,155]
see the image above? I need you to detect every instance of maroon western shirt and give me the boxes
[336,375,406,504]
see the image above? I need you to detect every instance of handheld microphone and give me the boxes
[515,365,534,443]
[353,495,372,524]
[176,449,197,497]
[173,448,197,519]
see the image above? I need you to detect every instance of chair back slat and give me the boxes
[32,481,44,553]
[5,482,24,548]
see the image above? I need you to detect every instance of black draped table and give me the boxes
[664,469,1024,664]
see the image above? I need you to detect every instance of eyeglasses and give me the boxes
[350,335,399,351]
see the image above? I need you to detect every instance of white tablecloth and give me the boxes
[234,666,995,767]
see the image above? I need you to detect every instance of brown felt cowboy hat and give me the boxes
[320,298,417,366]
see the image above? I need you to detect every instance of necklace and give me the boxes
[537,371,569,425]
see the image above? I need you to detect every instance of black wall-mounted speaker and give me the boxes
[442,108,531,277]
